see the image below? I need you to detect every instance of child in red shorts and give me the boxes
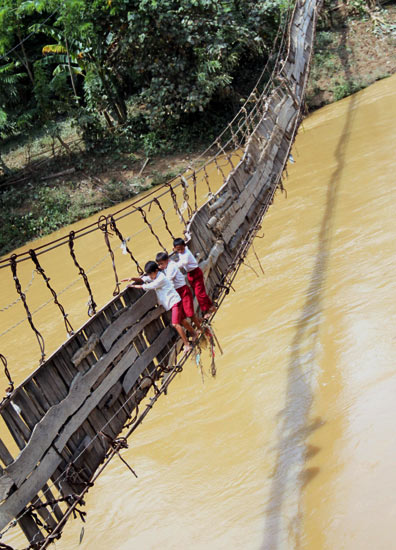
[121,260,196,353]
[156,251,203,332]
[173,238,216,320]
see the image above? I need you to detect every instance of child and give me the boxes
[173,238,216,320]
[155,251,203,332]
[121,261,196,353]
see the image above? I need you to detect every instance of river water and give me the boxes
[1,73,396,549]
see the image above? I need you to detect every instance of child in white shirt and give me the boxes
[173,237,216,319]
[121,260,196,352]
[155,251,203,332]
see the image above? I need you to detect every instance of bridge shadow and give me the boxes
[261,28,359,549]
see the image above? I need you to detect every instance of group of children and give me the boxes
[121,238,216,353]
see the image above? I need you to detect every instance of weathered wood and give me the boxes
[0,448,63,531]
[123,325,174,394]
[0,439,13,466]
[72,333,100,367]
[101,291,158,352]
[0,0,319,540]
[0,473,14,501]
[3,343,139,487]
[18,513,45,544]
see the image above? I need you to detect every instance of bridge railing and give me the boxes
[0,0,321,546]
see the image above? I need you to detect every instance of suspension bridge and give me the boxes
[0,0,321,547]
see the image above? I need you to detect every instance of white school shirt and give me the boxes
[176,246,198,273]
[142,272,181,311]
[164,261,186,290]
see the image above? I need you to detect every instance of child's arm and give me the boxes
[121,277,144,284]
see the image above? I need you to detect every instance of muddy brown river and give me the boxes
[1,73,396,549]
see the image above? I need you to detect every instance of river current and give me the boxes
[1,73,396,549]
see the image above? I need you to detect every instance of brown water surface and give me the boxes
[1,73,396,549]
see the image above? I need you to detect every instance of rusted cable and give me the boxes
[137,207,166,251]
[68,232,97,316]
[166,182,186,226]
[10,255,45,364]
[180,177,193,218]
[151,198,175,240]
[98,215,120,296]
[28,250,74,336]
[0,354,13,400]
[108,216,144,275]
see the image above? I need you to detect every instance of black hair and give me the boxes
[144,260,159,274]
[173,238,185,247]
[155,251,169,262]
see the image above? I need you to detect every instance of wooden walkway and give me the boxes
[0,0,321,546]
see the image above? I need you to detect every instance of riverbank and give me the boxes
[1,4,395,257]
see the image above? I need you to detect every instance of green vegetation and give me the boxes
[0,0,395,256]
[0,0,286,160]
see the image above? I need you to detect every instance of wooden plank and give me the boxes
[18,513,45,544]
[101,291,158,352]
[55,324,168,451]
[0,473,14,501]
[72,333,100,367]
[123,325,174,394]
[0,439,13,466]
[1,406,30,450]
[23,379,49,415]
[0,447,62,532]
[3,342,138,488]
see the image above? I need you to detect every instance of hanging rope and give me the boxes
[10,255,45,364]
[0,354,14,402]
[151,198,175,240]
[28,250,74,336]
[203,164,213,195]
[216,139,234,171]
[108,216,144,275]
[180,177,193,218]
[191,170,198,211]
[166,182,186,226]
[136,208,166,251]
[98,216,120,296]
[68,231,97,316]
[0,269,36,313]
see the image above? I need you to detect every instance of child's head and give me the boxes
[144,260,159,280]
[155,251,169,270]
[173,237,185,254]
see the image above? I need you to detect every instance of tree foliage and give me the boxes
[0,0,287,155]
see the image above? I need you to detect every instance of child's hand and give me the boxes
[120,278,131,283]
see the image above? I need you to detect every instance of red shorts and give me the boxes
[187,267,213,313]
[171,300,186,325]
[176,284,195,317]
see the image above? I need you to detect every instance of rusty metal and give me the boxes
[0,354,13,402]
[98,215,120,296]
[151,198,175,240]
[28,250,74,336]
[108,216,144,275]
[166,182,186,226]
[10,255,45,364]
[137,207,166,251]
[68,231,97,316]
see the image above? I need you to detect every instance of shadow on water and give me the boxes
[261,29,359,550]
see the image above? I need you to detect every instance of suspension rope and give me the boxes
[9,255,45,364]
[0,270,36,313]
[28,250,74,336]
[98,216,120,297]
[150,198,175,240]
[109,216,144,275]
[0,354,14,403]
[137,207,166,252]
[68,231,97,316]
